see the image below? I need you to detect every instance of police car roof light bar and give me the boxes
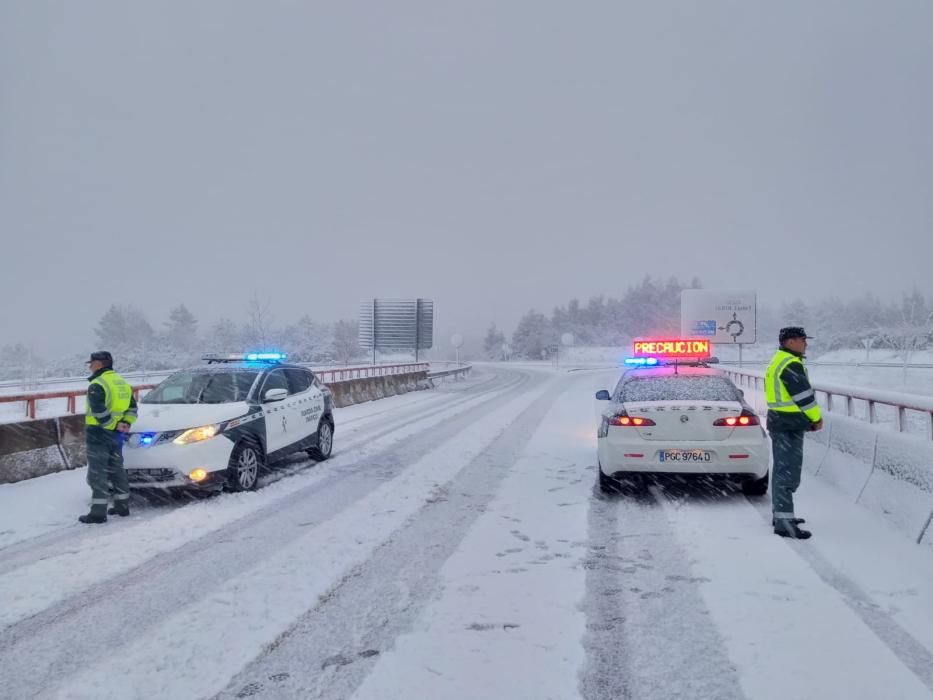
[201,352,288,364]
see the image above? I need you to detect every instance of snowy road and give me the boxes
[1,365,932,699]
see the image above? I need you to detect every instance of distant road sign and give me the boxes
[681,290,757,344]
[359,298,434,351]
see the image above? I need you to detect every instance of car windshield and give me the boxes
[621,375,740,402]
[142,370,259,404]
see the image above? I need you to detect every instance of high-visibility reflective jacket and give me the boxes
[86,369,138,430]
[764,348,822,432]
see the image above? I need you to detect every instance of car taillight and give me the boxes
[713,411,760,427]
[609,414,656,427]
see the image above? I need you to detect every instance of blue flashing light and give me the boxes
[624,357,659,366]
[202,352,289,364]
[245,352,287,362]
[139,433,155,445]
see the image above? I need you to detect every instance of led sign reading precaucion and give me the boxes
[632,339,711,359]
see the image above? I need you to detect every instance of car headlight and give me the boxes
[173,424,222,445]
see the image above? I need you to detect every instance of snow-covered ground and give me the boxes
[1,364,932,699]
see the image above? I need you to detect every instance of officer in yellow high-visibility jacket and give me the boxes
[80,351,137,524]
[765,327,823,539]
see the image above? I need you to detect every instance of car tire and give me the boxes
[742,470,769,497]
[307,419,333,461]
[598,467,622,493]
[227,439,263,491]
[599,468,622,494]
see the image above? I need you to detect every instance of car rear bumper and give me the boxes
[597,436,769,478]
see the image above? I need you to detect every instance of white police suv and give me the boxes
[595,356,769,496]
[124,353,335,491]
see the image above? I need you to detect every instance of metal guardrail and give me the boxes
[428,365,472,380]
[0,363,432,420]
[720,367,933,440]
[2,385,157,420]
[313,363,430,384]
[716,360,933,369]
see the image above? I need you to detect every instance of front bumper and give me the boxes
[124,434,235,489]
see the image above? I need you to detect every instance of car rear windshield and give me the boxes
[143,370,259,404]
[621,376,740,403]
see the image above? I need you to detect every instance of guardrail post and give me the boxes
[918,508,933,545]
[814,419,834,476]
[855,432,879,503]
[929,412,933,441]
[896,406,906,433]
[54,417,71,470]
[27,397,36,419]
[846,395,854,417]
[869,401,877,425]
[67,395,76,414]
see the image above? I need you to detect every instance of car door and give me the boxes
[259,369,292,454]
[284,368,323,448]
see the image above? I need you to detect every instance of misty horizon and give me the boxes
[3,2,932,358]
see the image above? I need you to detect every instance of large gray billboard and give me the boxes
[359,299,434,359]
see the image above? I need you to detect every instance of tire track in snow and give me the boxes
[0,368,507,577]
[54,371,559,699]
[213,373,570,700]
[745,496,933,695]
[581,477,744,700]
[0,370,538,698]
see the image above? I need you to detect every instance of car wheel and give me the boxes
[598,468,622,493]
[227,439,263,491]
[307,419,333,461]
[742,470,769,497]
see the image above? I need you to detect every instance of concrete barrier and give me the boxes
[0,371,434,484]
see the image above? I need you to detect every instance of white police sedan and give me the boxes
[595,363,769,495]
[124,353,334,491]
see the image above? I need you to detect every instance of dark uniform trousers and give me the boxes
[771,429,805,518]
[86,426,130,516]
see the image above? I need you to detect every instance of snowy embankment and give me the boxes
[738,380,933,548]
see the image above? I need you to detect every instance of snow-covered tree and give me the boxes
[878,290,933,371]
[332,320,361,365]
[282,315,332,363]
[511,310,553,360]
[165,304,198,353]
[243,293,275,348]
[208,318,242,353]
[483,323,506,359]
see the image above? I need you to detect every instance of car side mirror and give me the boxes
[595,390,611,401]
[707,356,720,364]
[737,388,745,398]
[263,388,288,403]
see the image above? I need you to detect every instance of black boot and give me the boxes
[774,519,811,539]
[772,517,806,527]
[108,506,130,517]
[78,513,107,524]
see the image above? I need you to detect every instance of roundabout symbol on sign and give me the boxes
[719,313,745,341]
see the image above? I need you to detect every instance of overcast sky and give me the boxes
[2,1,932,357]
